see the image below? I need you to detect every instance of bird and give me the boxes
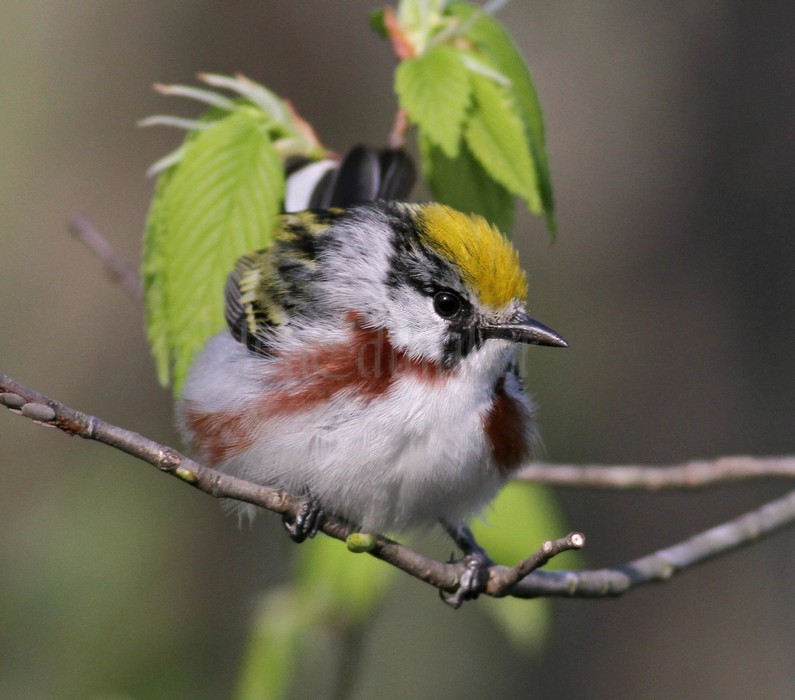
[176,146,566,602]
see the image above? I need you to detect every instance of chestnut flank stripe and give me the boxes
[484,376,532,475]
[186,319,445,462]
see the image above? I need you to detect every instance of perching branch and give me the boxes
[0,373,580,601]
[3,372,794,602]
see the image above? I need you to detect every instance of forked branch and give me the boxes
[3,372,793,603]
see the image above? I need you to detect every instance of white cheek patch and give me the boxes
[384,288,447,363]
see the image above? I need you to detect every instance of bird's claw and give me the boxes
[440,550,491,609]
[282,496,323,543]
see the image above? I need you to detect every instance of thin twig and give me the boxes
[383,7,416,60]
[507,486,795,597]
[488,532,585,596]
[68,215,143,300]
[515,457,795,491]
[388,109,410,150]
[2,372,795,603]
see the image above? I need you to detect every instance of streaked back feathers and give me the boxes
[225,209,343,352]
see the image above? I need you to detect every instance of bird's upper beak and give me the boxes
[481,312,568,347]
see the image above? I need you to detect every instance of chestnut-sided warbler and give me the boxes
[177,186,567,548]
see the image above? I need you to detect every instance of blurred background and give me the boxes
[2,2,795,698]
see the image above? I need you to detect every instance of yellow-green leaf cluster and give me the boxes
[142,76,324,395]
[396,44,471,158]
[390,0,556,236]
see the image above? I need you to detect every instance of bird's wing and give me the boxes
[224,211,342,355]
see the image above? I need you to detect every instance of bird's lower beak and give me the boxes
[482,313,568,347]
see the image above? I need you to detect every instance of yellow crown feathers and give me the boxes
[417,204,528,310]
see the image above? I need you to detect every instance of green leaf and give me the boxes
[142,167,175,386]
[449,2,556,233]
[397,0,448,52]
[235,586,306,700]
[145,109,284,395]
[465,73,540,213]
[397,0,447,27]
[421,134,516,234]
[142,74,331,391]
[395,44,471,158]
[480,595,550,653]
[368,8,387,38]
[144,74,326,173]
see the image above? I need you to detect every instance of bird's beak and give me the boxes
[481,313,568,347]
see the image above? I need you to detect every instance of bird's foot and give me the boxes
[441,549,491,609]
[282,494,323,543]
[439,522,493,609]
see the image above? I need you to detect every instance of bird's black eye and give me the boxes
[433,290,462,319]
